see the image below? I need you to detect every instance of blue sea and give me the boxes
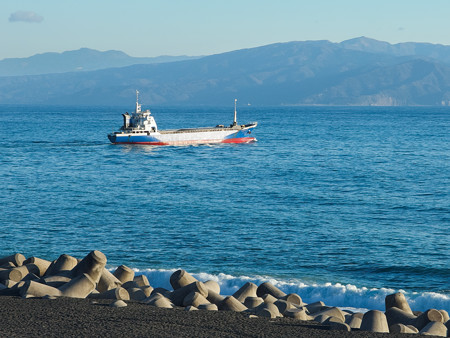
[1,104,449,312]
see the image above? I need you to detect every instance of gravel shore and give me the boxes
[0,296,422,338]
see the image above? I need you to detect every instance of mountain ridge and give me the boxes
[1,38,450,106]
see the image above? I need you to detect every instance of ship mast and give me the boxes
[135,90,141,113]
[233,99,237,126]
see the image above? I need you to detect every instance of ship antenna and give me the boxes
[233,98,237,126]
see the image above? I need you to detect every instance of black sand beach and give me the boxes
[0,296,422,338]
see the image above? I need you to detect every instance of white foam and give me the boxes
[128,268,450,312]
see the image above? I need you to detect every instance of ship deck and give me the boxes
[160,127,233,134]
[159,123,256,134]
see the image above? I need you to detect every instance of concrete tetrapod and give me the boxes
[88,287,130,300]
[22,273,39,281]
[122,281,139,290]
[128,288,147,301]
[185,305,198,311]
[385,306,417,327]
[257,309,277,319]
[346,313,363,329]
[314,314,331,323]
[41,275,72,288]
[12,264,40,280]
[385,306,444,330]
[0,263,16,270]
[406,325,419,333]
[281,293,302,306]
[182,291,210,308]
[119,281,150,296]
[110,300,127,308]
[305,301,326,315]
[133,275,150,287]
[203,280,220,295]
[414,309,444,329]
[360,310,389,333]
[112,265,134,284]
[0,280,25,296]
[44,254,78,277]
[219,296,248,312]
[0,268,23,283]
[256,281,286,299]
[345,312,363,322]
[170,269,198,290]
[198,303,218,311]
[284,308,309,320]
[59,273,96,298]
[261,294,277,304]
[2,262,18,269]
[0,253,26,267]
[232,282,258,303]
[2,280,18,288]
[71,251,107,285]
[143,293,173,308]
[142,293,160,304]
[438,310,449,323]
[385,292,413,314]
[419,321,448,337]
[170,281,208,307]
[254,302,281,318]
[152,287,172,298]
[23,257,51,277]
[313,307,346,323]
[141,286,153,297]
[19,280,62,298]
[244,296,264,309]
[273,299,295,315]
[206,290,225,306]
[389,323,419,334]
[97,268,122,293]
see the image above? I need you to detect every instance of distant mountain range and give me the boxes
[1,37,450,106]
[0,48,201,76]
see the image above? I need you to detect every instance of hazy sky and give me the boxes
[2,0,450,60]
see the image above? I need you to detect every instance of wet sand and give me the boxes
[0,296,422,338]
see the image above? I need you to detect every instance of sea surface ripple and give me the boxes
[1,105,449,310]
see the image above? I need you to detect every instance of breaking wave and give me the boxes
[129,268,450,313]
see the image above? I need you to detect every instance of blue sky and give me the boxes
[2,0,450,59]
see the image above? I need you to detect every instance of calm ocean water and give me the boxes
[1,104,449,311]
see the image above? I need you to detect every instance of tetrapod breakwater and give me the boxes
[0,250,449,336]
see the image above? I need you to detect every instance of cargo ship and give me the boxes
[108,92,257,146]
